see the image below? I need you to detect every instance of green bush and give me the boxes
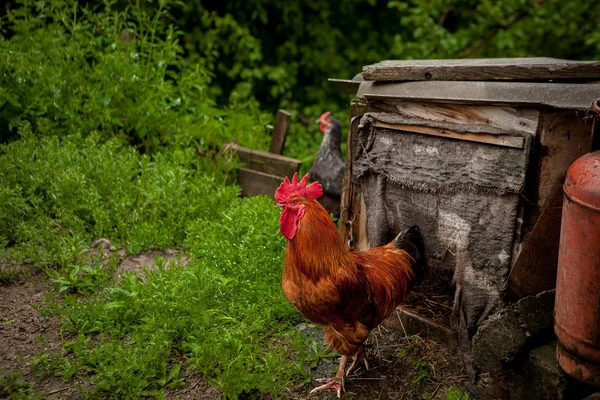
[132,0,600,116]
[0,0,272,153]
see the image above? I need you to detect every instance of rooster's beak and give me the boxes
[276,203,284,208]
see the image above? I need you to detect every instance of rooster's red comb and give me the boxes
[275,173,323,203]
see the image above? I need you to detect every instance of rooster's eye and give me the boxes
[291,200,298,206]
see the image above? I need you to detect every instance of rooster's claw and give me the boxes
[310,377,344,398]
[346,348,369,376]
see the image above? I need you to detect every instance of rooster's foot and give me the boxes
[346,349,369,376]
[310,377,344,398]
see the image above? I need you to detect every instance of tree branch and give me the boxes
[436,6,454,28]
[460,0,547,58]
[459,10,528,58]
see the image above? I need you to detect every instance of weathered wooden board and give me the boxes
[338,182,370,252]
[362,58,600,82]
[328,78,362,95]
[536,109,593,211]
[338,117,370,252]
[351,190,369,252]
[237,168,285,198]
[357,81,600,110]
[370,101,540,136]
[269,109,291,154]
[507,185,563,299]
[372,120,525,149]
[230,144,300,178]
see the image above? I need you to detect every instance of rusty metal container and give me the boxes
[554,150,600,387]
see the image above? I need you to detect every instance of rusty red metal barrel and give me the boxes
[554,148,600,387]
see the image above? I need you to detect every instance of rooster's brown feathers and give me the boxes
[278,183,423,357]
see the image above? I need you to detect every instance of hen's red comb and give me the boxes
[318,111,331,132]
[275,173,323,203]
[319,111,331,123]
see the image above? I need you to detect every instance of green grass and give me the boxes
[0,134,312,399]
[446,386,471,400]
[0,133,240,269]
[54,197,303,398]
[0,369,41,400]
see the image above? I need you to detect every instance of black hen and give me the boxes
[308,112,346,217]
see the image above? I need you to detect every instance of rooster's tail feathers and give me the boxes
[393,225,426,284]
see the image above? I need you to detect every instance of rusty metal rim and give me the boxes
[554,320,600,352]
[563,187,600,212]
[556,342,600,387]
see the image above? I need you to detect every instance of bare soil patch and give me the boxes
[116,248,189,280]
[0,267,85,398]
[165,368,220,400]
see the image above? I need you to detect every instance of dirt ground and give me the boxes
[280,327,469,400]
[0,267,70,398]
[0,250,479,400]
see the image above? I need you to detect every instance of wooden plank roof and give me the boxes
[362,58,600,82]
[356,80,600,109]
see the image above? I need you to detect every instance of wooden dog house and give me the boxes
[332,58,600,371]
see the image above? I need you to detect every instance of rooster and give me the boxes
[308,111,345,217]
[275,173,425,397]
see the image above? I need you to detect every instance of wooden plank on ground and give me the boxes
[362,58,600,82]
[372,120,525,149]
[371,101,540,136]
[269,109,291,154]
[237,168,285,198]
[383,307,457,350]
[230,144,300,177]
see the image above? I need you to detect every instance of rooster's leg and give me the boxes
[310,355,348,398]
[346,345,369,376]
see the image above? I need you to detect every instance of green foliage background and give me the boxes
[0,0,599,398]
[3,0,599,149]
[169,0,600,112]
